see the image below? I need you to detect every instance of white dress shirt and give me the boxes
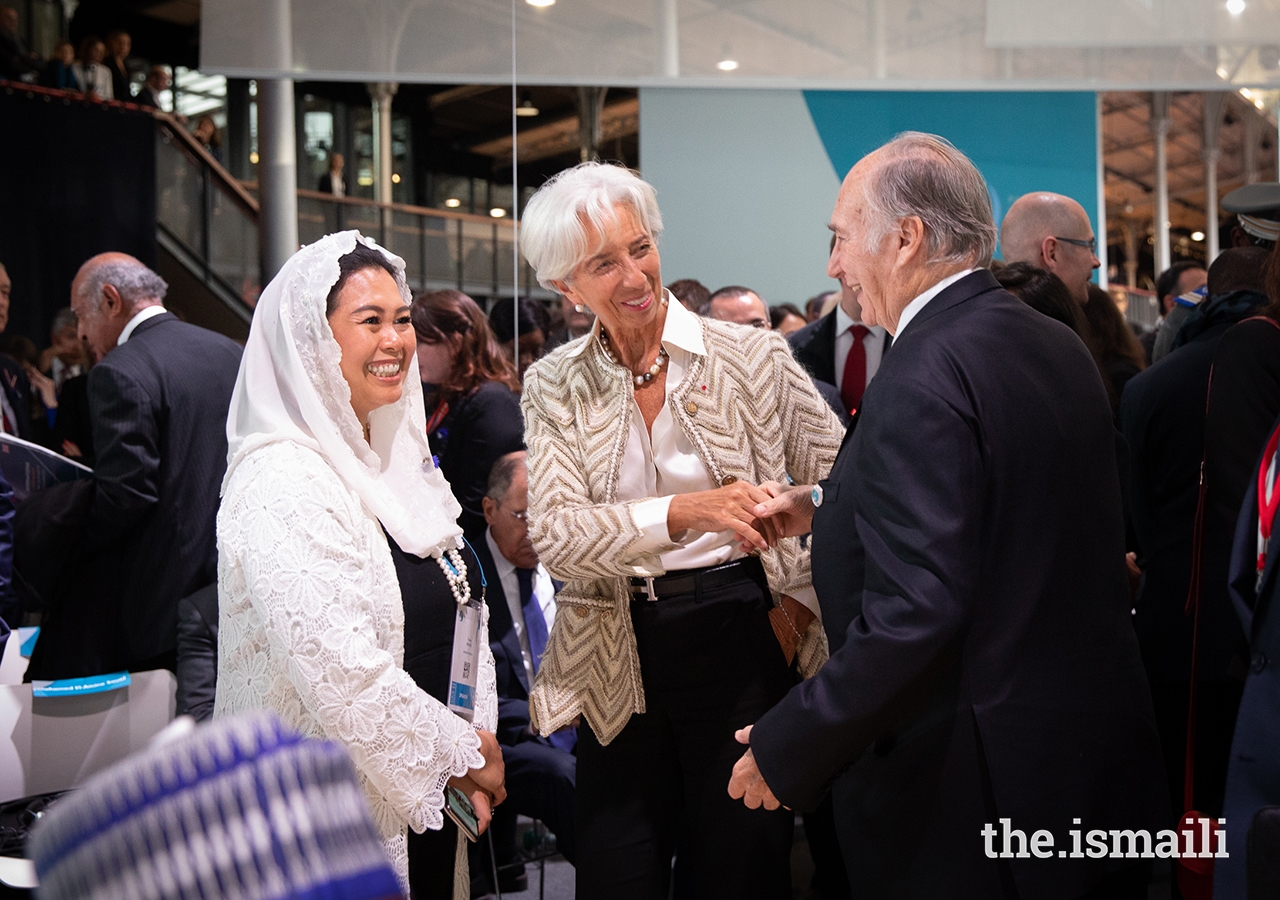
[833,305,886,395]
[605,299,821,612]
[117,305,167,346]
[486,528,557,686]
[613,296,744,572]
[893,268,978,342]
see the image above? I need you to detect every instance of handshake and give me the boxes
[666,479,818,553]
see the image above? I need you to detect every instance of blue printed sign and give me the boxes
[32,671,132,698]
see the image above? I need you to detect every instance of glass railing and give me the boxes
[294,191,547,300]
[155,117,261,310]
[158,114,548,315]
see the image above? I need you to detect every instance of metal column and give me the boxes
[1150,92,1172,277]
[1202,92,1226,264]
[656,0,678,77]
[369,82,398,243]
[257,0,298,287]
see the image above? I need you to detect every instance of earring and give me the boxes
[574,304,586,314]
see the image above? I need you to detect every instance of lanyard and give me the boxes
[1258,424,1280,577]
[425,400,450,437]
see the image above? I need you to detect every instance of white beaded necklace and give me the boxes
[437,547,471,609]
[599,330,669,386]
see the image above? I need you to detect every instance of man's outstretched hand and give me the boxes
[727,725,785,811]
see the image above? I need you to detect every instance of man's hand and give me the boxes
[669,481,781,552]
[727,725,784,811]
[737,482,816,552]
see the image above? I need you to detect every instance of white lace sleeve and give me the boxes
[228,450,484,834]
[474,603,499,733]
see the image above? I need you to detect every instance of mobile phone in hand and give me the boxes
[444,784,481,842]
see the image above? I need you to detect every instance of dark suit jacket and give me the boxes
[85,312,241,666]
[317,172,349,195]
[1217,413,1280,899]
[426,381,524,539]
[1121,316,1256,683]
[175,583,218,722]
[0,353,32,441]
[471,532,539,747]
[752,270,1166,900]
[788,308,892,388]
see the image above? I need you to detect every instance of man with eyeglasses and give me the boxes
[470,450,576,894]
[704,284,772,329]
[999,192,1102,306]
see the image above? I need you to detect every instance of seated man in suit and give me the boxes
[471,450,576,887]
[788,250,889,422]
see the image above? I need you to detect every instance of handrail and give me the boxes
[154,112,259,218]
[292,188,519,229]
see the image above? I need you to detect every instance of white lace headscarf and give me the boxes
[224,230,463,557]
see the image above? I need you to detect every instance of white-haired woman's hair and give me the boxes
[520,161,663,289]
[860,132,997,268]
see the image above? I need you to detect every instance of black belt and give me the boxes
[629,556,766,602]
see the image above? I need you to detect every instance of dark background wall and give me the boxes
[0,88,156,344]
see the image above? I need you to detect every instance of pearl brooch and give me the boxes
[437,547,471,610]
[599,330,669,386]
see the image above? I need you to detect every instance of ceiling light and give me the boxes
[1226,0,1245,14]
[444,198,461,208]
[490,208,506,218]
[717,59,739,71]
[1191,231,1205,241]
[391,173,401,184]
[1217,66,1229,78]
[526,0,554,6]
[515,90,539,117]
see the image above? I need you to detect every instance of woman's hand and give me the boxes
[23,364,57,409]
[668,481,781,552]
[737,482,816,552]
[445,730,506,836]
[447,774,493,835]
[468,728,507,807]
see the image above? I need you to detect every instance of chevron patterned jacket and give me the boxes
[520,316,845,744]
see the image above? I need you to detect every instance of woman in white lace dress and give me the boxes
[214,231,504,899]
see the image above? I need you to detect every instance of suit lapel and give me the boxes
[473,537,532,695]
[893,269,1002,344]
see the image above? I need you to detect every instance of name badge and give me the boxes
[448,598,483,722]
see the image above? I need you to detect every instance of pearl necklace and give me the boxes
[437,547,471,609]
[599,331,669,386]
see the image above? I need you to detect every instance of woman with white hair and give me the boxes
[215,232,505,899]
[517,162,844,899]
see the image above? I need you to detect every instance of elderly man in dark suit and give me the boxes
[31,252,241,677]
[472,450,576,884]
[731,133,1166,900]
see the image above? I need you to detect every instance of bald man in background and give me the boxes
[27,253,241,679]
[1000,192,1101,306]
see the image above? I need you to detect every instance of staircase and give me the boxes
[153,116,547,343]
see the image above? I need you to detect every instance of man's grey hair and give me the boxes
[79,259,168,310]
[861,132,997,268]
[486,450,527,503]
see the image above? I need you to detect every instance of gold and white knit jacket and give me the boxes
[520,318,845,744]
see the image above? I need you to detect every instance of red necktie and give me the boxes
[841,325,870,414]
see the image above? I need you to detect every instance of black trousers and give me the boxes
[575,567,797,900]
[407,816,457,899]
